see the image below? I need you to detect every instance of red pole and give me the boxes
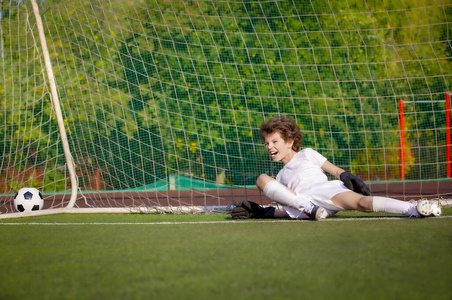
[446,92,451,178]
[95,169,101,190]
[399,99,405,180]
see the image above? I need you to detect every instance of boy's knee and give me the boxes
[357,196,373,212]
[256,174,273,190]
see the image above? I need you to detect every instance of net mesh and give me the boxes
[1,0,451,213]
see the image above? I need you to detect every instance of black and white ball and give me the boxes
[13,187,44,212]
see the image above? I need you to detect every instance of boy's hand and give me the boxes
[230,203,251,219]
[340,171,371,196]
[230,200,275,219]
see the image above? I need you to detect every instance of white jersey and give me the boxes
[276,148,328,193]
[275,148,349,217]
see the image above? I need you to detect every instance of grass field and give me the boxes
[1,209,451,300]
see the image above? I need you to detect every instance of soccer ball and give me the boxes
[13,187,44,212]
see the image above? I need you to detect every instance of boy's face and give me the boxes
[263,131,294,164]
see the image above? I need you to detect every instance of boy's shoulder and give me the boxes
[293,148,316,159]
[299,147,316,154]
[297,148,327,162]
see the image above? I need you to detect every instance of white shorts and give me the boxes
[283,180,349,219]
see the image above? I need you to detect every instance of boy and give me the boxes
[231,115,442,220]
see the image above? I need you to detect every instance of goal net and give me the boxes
[1,0,451,215]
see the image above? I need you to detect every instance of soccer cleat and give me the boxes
[305,205,325,221]
[430,202,442,217]
[416,200,432,217]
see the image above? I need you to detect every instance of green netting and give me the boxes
[1,0,451,212]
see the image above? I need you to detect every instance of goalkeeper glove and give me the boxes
[340,171,371,196]
[231,200,275,219]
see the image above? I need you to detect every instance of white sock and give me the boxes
[262,180,314,213]
[372,196,418,216]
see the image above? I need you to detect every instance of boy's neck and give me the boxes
[282,150,297,165]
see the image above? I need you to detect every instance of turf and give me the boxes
[1,209,451,300]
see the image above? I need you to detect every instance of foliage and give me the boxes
[1,0,451,191]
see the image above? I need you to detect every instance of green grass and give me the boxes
[1,209,451,300]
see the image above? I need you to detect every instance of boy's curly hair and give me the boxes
[258,115,302,151]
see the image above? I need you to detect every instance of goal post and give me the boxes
[1,0,451,216]
[30,0,78,209]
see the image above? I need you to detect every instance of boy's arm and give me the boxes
[321,160,346,179]
[321,161,371,196]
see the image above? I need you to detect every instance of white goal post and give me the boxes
[30,0,78,209]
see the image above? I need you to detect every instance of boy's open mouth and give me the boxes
[270,151,278,157]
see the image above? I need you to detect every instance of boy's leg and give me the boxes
[261,179,312,210]
[372,196,419,216]
[257,175,324,219]
[332,192,420,216]
[373,197,441,217]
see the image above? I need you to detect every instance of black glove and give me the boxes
[231,200,275,219]
[340,171,371,196]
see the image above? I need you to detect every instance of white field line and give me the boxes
[0,215,451,225]
[2,199,452,220]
